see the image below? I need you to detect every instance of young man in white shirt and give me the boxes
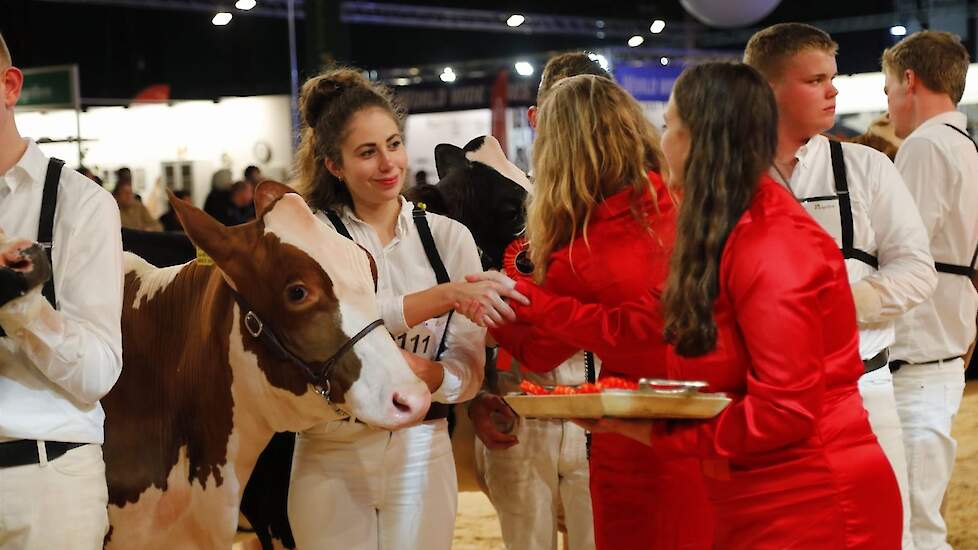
[745,23,938,550]
[883,30,978,550]
[0,33,123,549]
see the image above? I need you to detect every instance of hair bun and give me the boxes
[301,69,373,128]
[303,78,348,127]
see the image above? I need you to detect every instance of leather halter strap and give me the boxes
[228,288,384,400]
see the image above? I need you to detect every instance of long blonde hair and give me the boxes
[526,74,663,282]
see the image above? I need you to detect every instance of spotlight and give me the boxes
[515,61,534,76]
[660,57,669,66]
[440,68,457,83]
[507,14,525,27]
[235,0,256,10]
[890,25,907,36]
[650,19,665,33]
[212,12,232,25]
[628,35,644,48]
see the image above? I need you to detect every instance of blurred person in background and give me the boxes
[113,179,161,232]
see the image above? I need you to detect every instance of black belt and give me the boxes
[890,356,962,373]
[862,348,889,374]
[0,440,87,469]
[423,402,451,422]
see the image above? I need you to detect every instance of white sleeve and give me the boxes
[858,153,937,323]
[431,223,486,404]
[0,191,124,405]
[895,137,954,242]
[378,294,409,335]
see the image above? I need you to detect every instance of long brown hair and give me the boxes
[662,62,778,356]
[294,68,405,211]
[527,74,662,283]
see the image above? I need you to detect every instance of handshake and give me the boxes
[0,229,52,308]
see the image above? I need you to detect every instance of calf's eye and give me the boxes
[287,284,308,303]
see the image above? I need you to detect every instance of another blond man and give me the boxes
[884,30,978,550]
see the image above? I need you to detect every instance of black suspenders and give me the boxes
[324,204,454,360]
[934,124,978,278]
[0,158,62,339]
[38,158,63,308]
[829,140,879,270]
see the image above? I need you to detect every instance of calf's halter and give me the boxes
[229,289,384,402]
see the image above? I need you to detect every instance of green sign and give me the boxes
[19,65,79,111]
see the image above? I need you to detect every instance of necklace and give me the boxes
[770,160,799,199]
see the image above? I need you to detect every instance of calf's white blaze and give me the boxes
[261,194,429,428]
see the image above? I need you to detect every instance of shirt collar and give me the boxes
[908,110,968,138]
[794,134,829,170]
[1,139,46,194]
[341,195,413,237]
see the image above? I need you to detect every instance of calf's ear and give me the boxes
[167,189,255,276]
[254,180,298,219]
[434,144,468,180]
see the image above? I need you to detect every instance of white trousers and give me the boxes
[476,418,594,550]
[892,359,967,550]
[859,366,914,550]
[0,443,108,550]
[289,419,457,550]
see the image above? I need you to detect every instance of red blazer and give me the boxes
[496,177,901,549]
[491,172,676,382]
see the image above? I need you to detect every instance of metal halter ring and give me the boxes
[244,311,264,338]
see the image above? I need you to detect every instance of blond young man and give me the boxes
[0,33,123,549]
[883,30,978,550]
[745,23,938,550]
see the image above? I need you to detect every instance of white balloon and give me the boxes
[681,0,782,28]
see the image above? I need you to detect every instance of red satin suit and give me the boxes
[491,172,715,550]
[493,176,902,549]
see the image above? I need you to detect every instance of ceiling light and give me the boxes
[440,68,456,83]
[507,14,525,27]
[515,61,534,76]
[890,25,907,36]
[393,78,411,86]
[212,12,232,25]
[627,35,644,47]
[660,57,670,66]
[235,0,256,10]
[650,19,666,33]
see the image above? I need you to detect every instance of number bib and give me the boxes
[801,198,843,247]
[393,313,450,360]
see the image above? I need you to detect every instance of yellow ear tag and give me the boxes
[196,247,215,266]
[417,202,427,210]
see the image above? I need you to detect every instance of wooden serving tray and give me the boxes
[503,390,731,420]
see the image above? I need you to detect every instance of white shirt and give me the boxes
[0,139,123,444]
[773,134,937,359]
[315,197,486,403]
[892,112,978,362]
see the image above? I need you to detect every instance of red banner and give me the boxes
[490,70,508,155]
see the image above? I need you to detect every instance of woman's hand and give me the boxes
[400,349,445,394]
[571,417,654,447]
[450,271,528,328]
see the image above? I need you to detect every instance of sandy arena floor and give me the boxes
[453,380,978,550]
